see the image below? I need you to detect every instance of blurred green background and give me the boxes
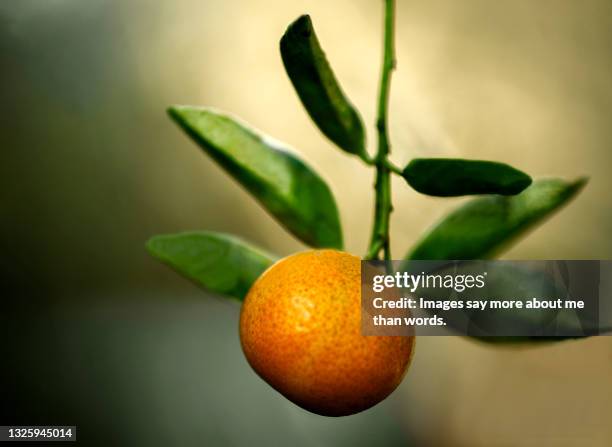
[1,0,611,445]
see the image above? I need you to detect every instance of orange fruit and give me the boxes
[239,249,415,416]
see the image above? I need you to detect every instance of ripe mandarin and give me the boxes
[239,249,415,416]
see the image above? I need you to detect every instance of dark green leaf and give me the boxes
[412,262,610,343]
[146,231,277,300]
[280,15,366,157]
[402,158,532,196]
[407,178,587,260]
[168,106,343,249]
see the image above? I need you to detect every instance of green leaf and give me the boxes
[411,262,610,342]
[168,106,343,249]
[280,15,366,158]
[146,231,277,300]
[401,158,532,197]
[407,178,587,260]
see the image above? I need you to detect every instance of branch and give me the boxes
[365,0,395,261]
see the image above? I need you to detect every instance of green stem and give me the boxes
[366,0,395,261]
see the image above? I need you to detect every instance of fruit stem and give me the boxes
[366,0,395,261]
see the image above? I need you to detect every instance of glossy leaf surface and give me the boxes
[147,231,277,300]
[169,106,343,249]
[281,15,366,157]
[407,178,587,260]
[402,158,532,197]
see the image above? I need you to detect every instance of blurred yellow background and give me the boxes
[1,0,611,446]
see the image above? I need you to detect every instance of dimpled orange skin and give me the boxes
[239,249,415,417]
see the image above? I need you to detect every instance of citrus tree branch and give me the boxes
[366,0,395,261]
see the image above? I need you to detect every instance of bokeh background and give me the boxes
[2,0,612,445]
